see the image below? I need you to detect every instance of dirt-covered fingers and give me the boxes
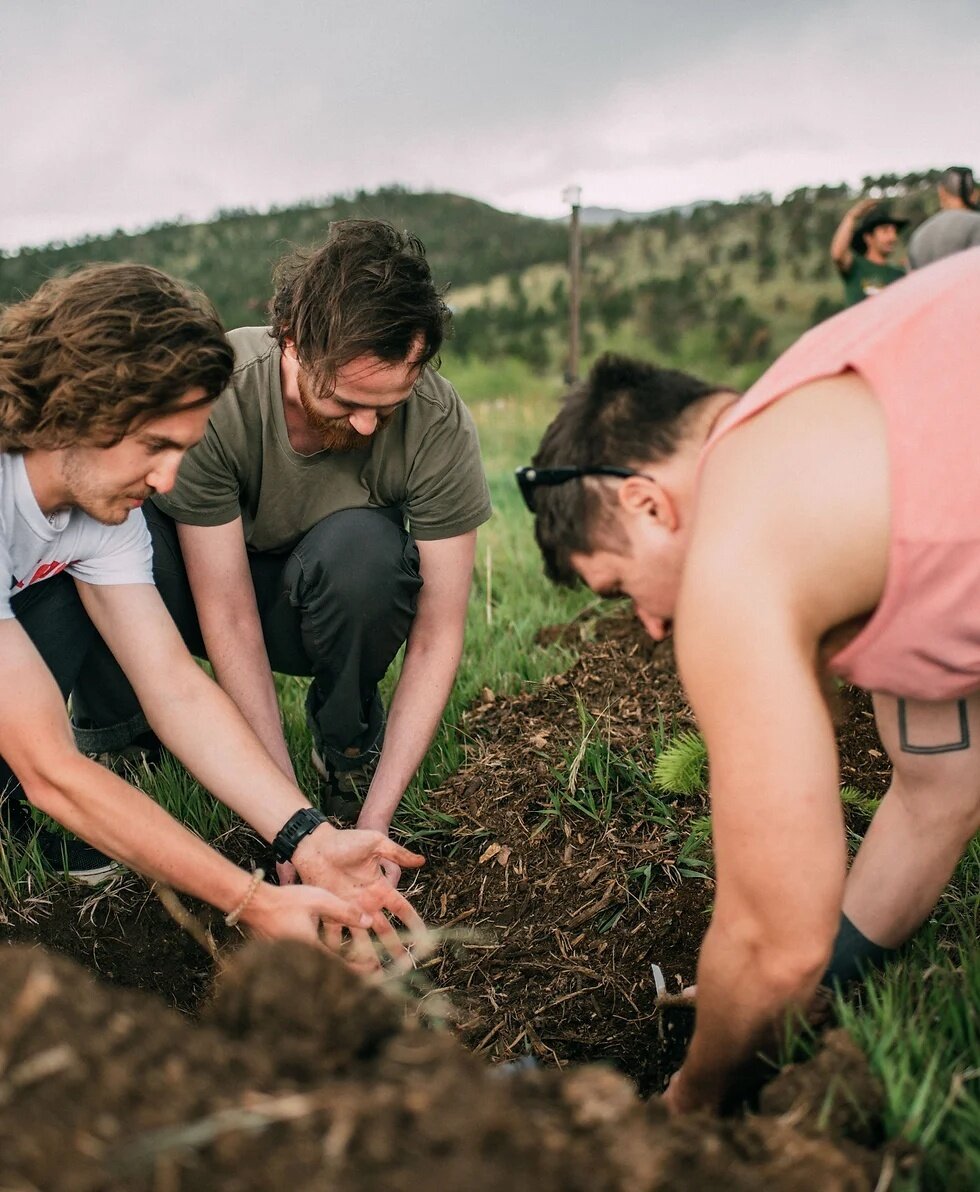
[250,886,369,945]
[378,885,429,940]
[342,928,385,974]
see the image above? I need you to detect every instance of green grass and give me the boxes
[833,911,980,1188]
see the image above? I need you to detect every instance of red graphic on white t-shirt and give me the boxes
[12,560,72,589]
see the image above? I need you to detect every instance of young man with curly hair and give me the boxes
[74,222,492,885]
[520,248,980,1114]
[0,263,424,956]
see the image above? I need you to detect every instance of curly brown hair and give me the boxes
[270,220,449,394]
[0,263,234,451]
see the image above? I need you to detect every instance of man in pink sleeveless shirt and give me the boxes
[520,248,980,1115]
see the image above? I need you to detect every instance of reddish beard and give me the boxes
[297,373,394,452]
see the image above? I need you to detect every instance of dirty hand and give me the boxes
[292,826,428,968]
[237,880,372,945]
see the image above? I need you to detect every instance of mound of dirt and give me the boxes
[411,613,888,1091]
[0,940,903,1191]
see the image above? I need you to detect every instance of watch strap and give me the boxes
[273,807,330,863]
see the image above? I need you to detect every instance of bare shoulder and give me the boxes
[687,372,889,639]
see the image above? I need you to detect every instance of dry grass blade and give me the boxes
[152,882,220,964]
[108,1090,334,1174]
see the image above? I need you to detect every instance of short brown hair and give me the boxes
[532,354,731,584]
[0,263,233,452]
[270,220,449,393]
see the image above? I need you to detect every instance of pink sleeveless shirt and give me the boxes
[702,247,980,701]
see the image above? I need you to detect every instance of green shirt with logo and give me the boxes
[154,327,492,551]
[841,254,905,306]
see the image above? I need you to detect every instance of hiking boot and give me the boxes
[310,745,378,824]
[36,828,120,886]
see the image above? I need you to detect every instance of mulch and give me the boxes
[408,612,889,1091]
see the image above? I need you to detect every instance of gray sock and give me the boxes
[822,912,898,988]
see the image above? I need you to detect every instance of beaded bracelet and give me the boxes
[225,868,265,927]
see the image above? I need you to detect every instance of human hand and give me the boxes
[661,1067,719,1117]
[356,813,401,888]
[276,860,298,886]
[238,879,372,946]
[292,825,427,968]
[850,197,879,218]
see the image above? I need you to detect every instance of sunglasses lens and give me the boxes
[517,470,537,511]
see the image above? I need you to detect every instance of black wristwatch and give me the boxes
[273,807,330,863]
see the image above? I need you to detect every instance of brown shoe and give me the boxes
[310,745,377,824]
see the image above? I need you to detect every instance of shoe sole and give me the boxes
[67,863,121,886]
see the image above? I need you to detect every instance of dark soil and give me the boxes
[0,940,907,1191]
[409,613,889,1093]
[0,611,907,1189]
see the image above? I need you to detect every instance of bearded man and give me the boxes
[74,222,491,882]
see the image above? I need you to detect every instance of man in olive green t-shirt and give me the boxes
[73,222,492,882]
[829,198,907,306]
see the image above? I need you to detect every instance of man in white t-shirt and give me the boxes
[0,263,425,959]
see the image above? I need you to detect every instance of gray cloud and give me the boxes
[1,0,977,249]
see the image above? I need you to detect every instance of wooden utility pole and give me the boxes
[562,185,582,383]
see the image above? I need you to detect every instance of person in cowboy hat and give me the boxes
[829,198,908,305]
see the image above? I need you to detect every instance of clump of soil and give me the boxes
[0,939,903,1191]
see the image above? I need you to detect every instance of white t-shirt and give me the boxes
[0,452,153,620]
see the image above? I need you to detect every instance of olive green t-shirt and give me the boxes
[154,328,492,552]
[841,254,905,306]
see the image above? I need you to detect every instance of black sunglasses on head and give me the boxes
[515,464,655,512]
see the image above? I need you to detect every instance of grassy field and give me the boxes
[2,356,978,1188]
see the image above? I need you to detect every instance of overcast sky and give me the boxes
[2,0,976,251]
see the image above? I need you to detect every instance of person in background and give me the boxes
[908,165,980,269]
[520,249,980,1114]
[829,198,907,305]
[0,263,424,959]
[72,221,492,886]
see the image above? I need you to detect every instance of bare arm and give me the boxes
[829,197,877,273]
[76,581,426,940]
[177,518,296,780]
[0,617,369,941]
[668,580,845,1112]
[358,530,477,835]
[664,373,891,1112]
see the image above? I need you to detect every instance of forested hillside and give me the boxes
[0,188,568,329]
[0,172,944,387]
